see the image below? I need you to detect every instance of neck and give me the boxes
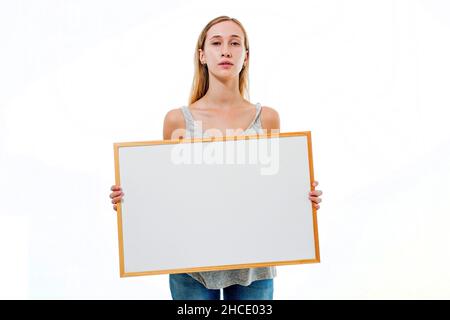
[202,76,244,109]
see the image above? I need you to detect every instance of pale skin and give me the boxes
[109,20,323,210]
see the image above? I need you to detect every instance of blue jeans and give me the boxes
[169,273,274,300]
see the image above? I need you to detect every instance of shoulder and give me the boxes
[163,107,186,140]
[260,105,280,131]
[164,107,185,123]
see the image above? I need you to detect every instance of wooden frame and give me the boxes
[114,131,320,277]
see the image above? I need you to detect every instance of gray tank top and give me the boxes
[179,102,277,289]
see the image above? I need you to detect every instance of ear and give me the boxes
[198,49,205,64]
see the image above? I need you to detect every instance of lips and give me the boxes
[219,61,234,65]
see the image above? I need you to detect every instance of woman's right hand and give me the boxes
[110,185,124,211]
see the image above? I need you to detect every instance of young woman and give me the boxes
[109,15,323,300]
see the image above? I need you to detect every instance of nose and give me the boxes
[221,50,231,57]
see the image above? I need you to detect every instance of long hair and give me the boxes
[188,16,250,105]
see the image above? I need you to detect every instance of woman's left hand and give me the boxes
[309,181,323,210]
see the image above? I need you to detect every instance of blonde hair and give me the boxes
[188,16,250,105]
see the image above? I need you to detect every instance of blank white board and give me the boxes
[113,131,320,277]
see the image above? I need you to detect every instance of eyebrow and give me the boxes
[209,34,242,40]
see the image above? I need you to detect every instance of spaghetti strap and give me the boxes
[246,102,263,130]
[181,106,195,123]
[180,106,195,135]
[255,102,262,120]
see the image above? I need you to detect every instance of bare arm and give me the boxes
[163,108,186,140]
[260,106,280,133]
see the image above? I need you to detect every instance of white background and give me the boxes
[1,0,449,299]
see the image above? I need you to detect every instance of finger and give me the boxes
[312,181,319,187]
[111,197,123,204]
[113,196,123,204]
[309,196,322,204]
[111,185,122,191]
[309,190,323,196]
[110,191,124,199]
[314,204,320,210]
[110,191,119,199]
[113,204,117,211]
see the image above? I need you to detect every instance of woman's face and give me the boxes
[200,21,248,77]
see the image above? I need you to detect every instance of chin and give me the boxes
[213,70,238,79]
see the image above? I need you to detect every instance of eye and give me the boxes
[211,42,241,46]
